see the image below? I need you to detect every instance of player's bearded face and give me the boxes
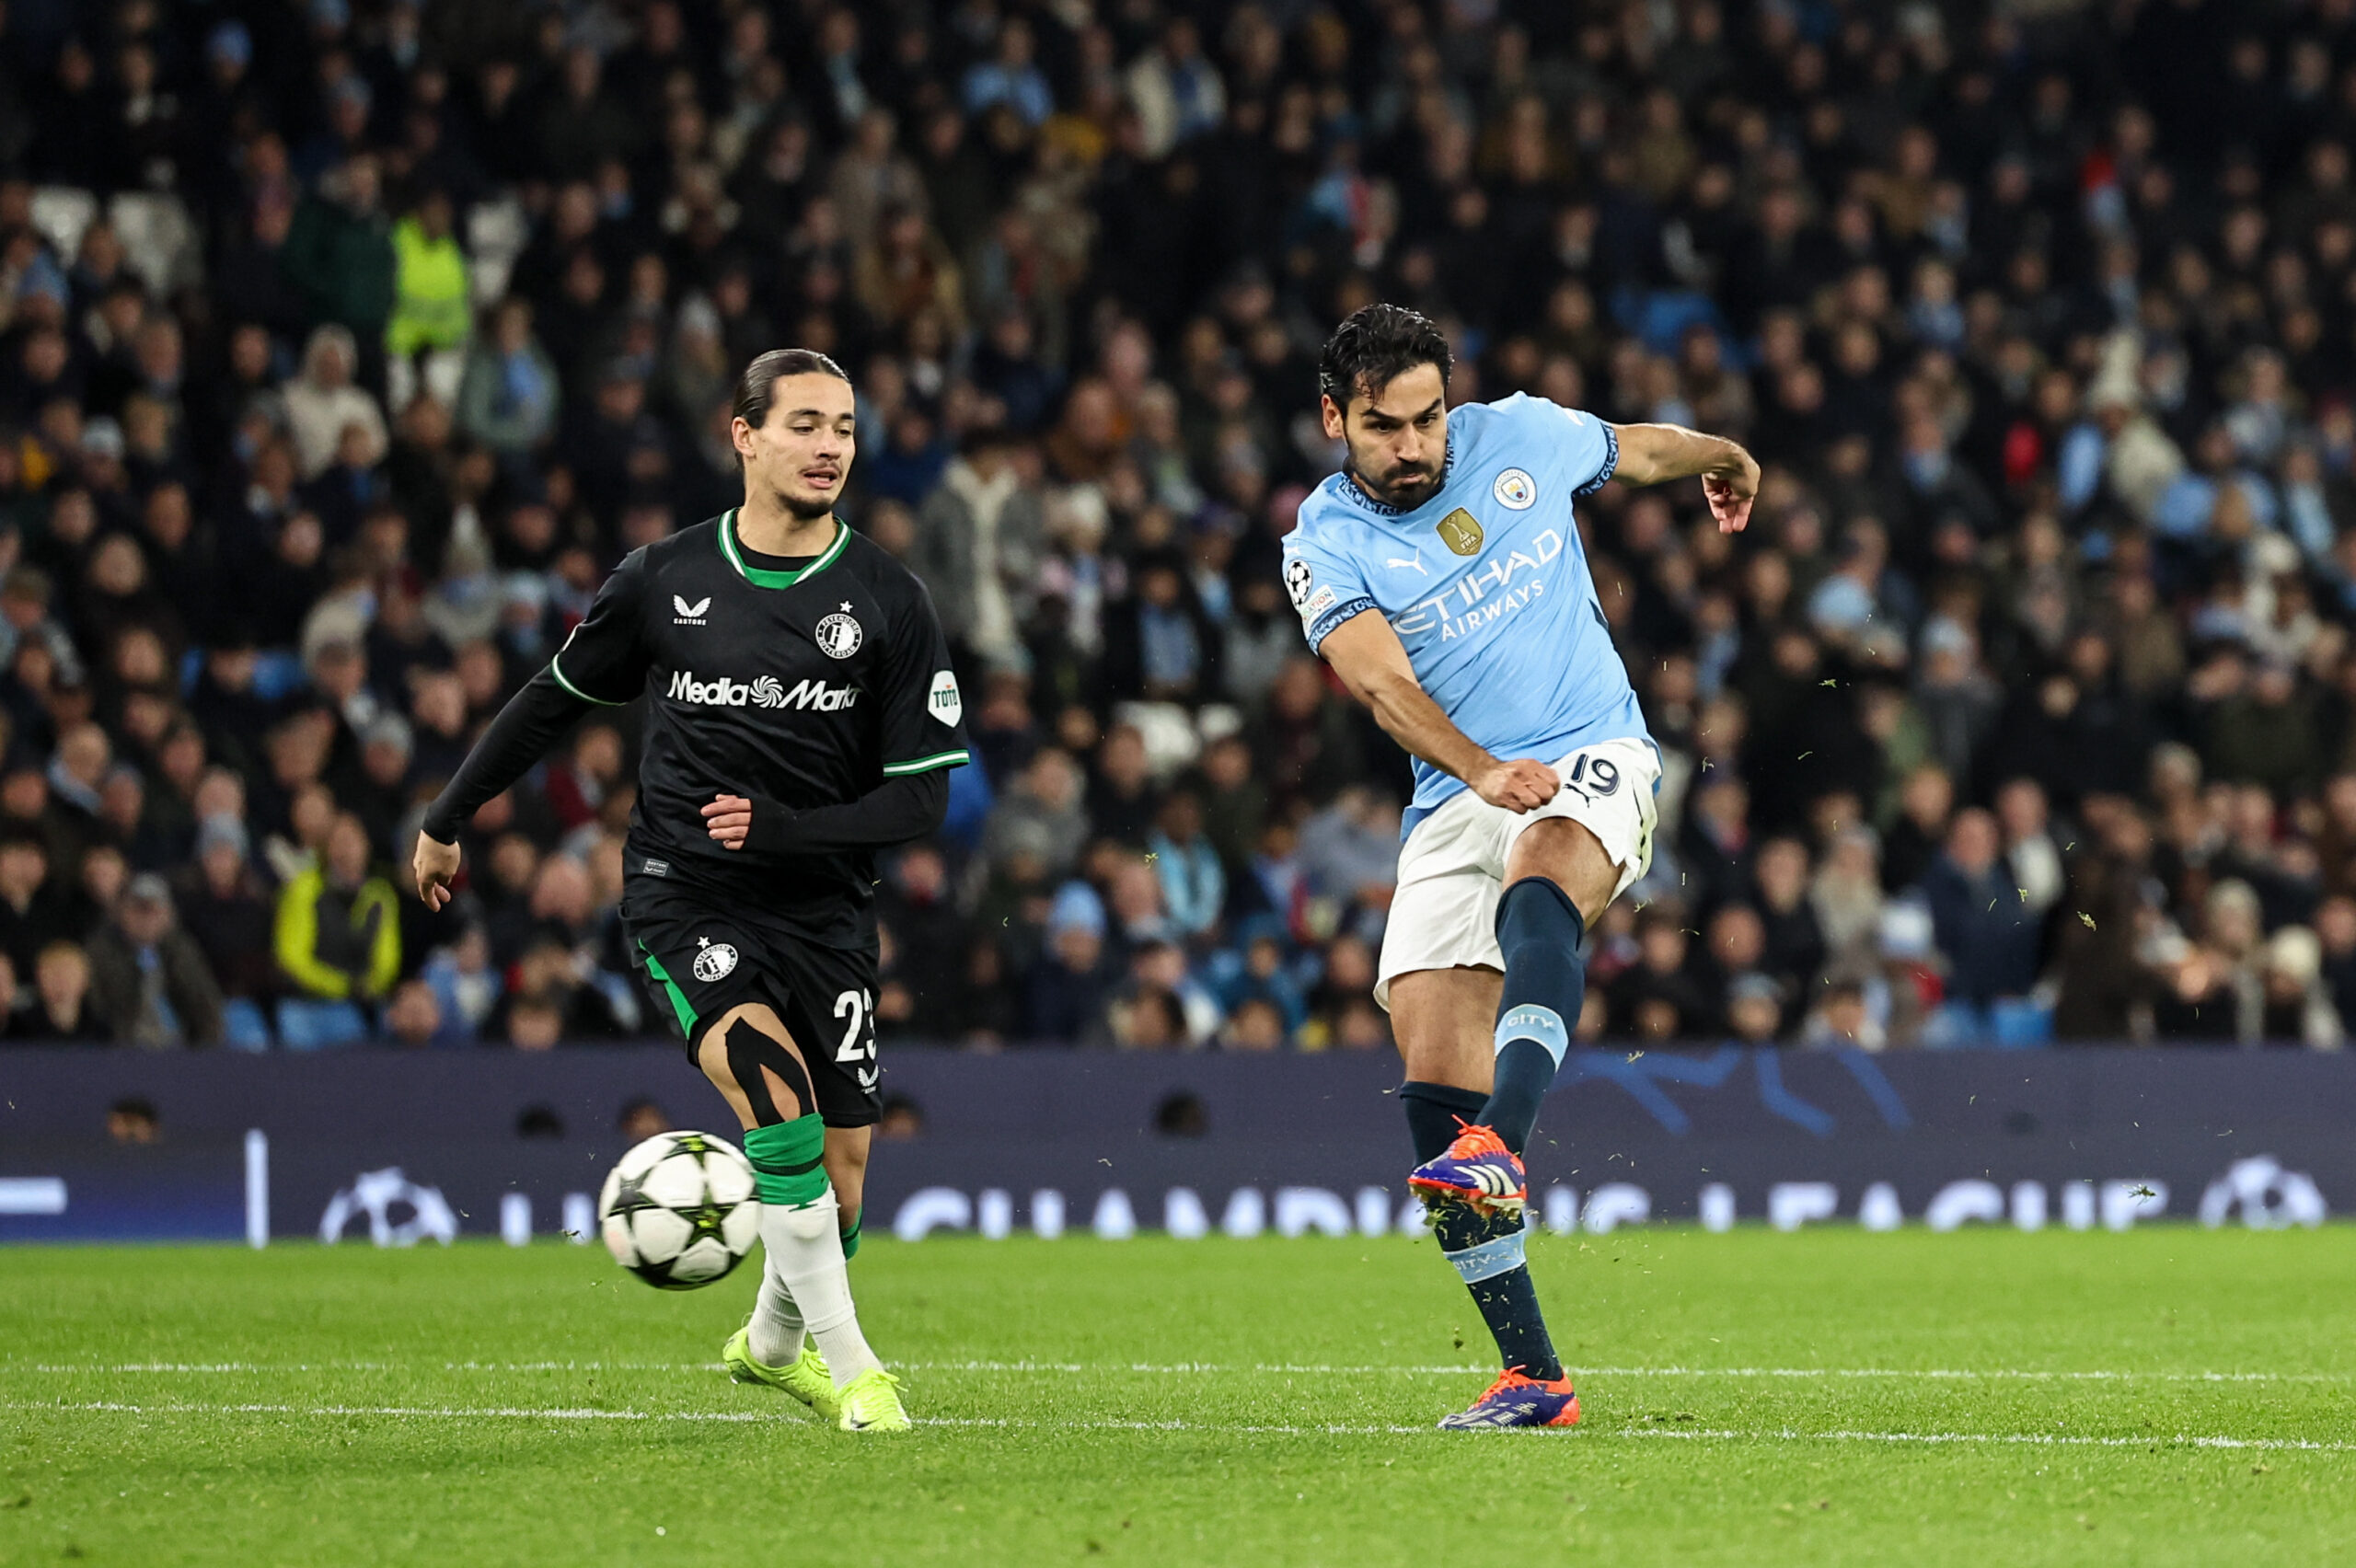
[740,375,857,521]
[1329,363,1449,509]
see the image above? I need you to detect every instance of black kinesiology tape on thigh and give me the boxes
[722,1017,816,1126]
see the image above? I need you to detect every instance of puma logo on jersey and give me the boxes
[667,670,859,711]
[672,595,710,624]
[1385,551,1428,575]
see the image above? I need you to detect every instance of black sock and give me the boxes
[1437,1205,1564,1382]
[1480,878,1586,1154]
[1400,1079,1489,1162]
[1406,1080,1564,1382]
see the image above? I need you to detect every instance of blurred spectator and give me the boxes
[876,1095,924,1141]
[384,978,443,1048]
[87,874,225,1048]
[108,1096,159,1144]
[489,937,625,1043]
[283,156,395,352]
[2258,928,2340,1047]
[1919,810,2043,1020]
[283,326,388,482]
[29,940,106,1043]
[1297,787,1401,913]
[1302,934,1380,1050]
[1209,918,1306,1039]
[1146,789,1224,940]
[174,817,277,1049]
[1802,977,1884,1051]
[457,298,560,459]
[1607,908,1714,1042]
[983,748,1089,878]
[1222,996,1288,1052]
[912,425,1044,669]
[274,813,399,1048]
[386,190,471,411]
[0,831,64,981]
[1812,829,1888,977]
[1023,882,1116,1044]
[1726,974,1784,1046]
[421,925,502,1044]
[618,1097,674,1140]
[1086,725,1159,847]
[1110,985,1186,1050]
[504,995,565,1050]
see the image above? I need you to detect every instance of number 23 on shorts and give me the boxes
[833,988,877,1087]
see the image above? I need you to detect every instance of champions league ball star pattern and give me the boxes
[598,1131,762,1290]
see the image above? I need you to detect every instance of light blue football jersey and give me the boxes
[1283,393,1649,836]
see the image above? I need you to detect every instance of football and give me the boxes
[596,1131,761,1289]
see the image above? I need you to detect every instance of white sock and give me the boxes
[745,1255,806,1367]
[758,1190,884,1387]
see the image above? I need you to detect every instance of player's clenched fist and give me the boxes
[411,832,460,910]
[1471,757,1559,813]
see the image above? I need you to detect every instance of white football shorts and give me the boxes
[1375,735,1659,1010]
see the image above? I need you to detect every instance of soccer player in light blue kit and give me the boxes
[1287,306,1759,1429]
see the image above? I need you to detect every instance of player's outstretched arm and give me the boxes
[414,548,652,907]
[411,668,595,906]
[1320,609,1559,814]
[1608,421,1761,533]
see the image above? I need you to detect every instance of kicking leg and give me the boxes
[1392,815,1620,1430]
[1481,815,1620,1153]
[698,1004,904,1430]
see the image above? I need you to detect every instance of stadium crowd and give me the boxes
[0,0,2351,1052]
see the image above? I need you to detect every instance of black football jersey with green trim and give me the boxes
[553,510,971,943]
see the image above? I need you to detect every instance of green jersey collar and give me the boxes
[716,508,849,589]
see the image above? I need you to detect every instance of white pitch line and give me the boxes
[1623,1427,2356,1455]
[1245,1365,2356,1384]
[14,1362,728,1375]
[6,1401,790,1424]
[8,1401,2354,1452]
[13,1361,2351,1385]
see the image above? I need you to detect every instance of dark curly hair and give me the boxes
[1316,303,1453,411]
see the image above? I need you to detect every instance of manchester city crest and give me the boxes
[814,604,863,659]
[1493,467,1536,510]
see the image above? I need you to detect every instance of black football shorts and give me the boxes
[621,874,883,1127]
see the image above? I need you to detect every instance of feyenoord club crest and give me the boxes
[814,604,862,659]
[692,937,738,983]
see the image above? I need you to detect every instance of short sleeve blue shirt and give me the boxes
[1282,395,1649,833]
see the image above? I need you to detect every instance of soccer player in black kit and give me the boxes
[412,350,968,1433]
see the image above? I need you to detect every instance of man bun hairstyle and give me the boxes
[732,347,852,470]
[1317,303,1452,410]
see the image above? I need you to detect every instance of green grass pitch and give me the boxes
[4,1226,2353,1567]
